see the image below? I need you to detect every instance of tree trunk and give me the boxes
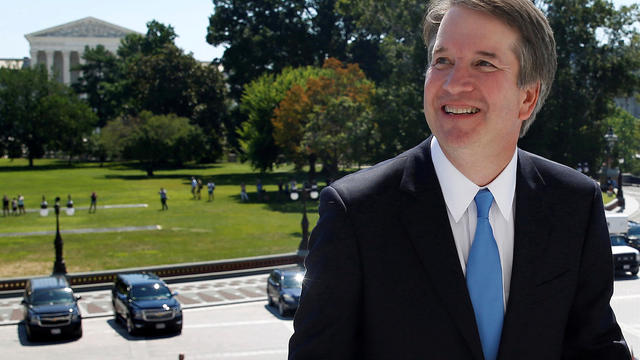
[308,154,317,181]
[28,156,34,167]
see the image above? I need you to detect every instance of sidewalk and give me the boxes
[0,274,269,326]
[0,225,161,238]
[605,191,640,221]
[23,203,148,214]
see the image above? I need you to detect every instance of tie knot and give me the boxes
[474,189,494,219]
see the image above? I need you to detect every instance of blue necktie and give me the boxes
[466,189,504,360]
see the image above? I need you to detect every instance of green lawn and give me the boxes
[0,159,329,278]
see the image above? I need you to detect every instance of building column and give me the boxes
[62,50,70,85]
[30,50,37,68]
[45,51,53,77]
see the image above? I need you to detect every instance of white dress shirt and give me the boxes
[430,137,516,309]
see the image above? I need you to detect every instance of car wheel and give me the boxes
[175,324,183,334]
[278,299,286,317]
[267,292,274,307]
[75,326,83,339]
[25,324,35,342]
[126,317,137,336]
[632,268,639,276]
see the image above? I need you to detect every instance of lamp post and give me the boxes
[602,127,618,190]
[52,197,67,275]
[290,181,319,255]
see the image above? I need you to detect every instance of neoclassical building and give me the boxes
[25,17,138,85]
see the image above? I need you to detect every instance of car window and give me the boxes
[31,288,74,306]
[628,226,640,236]
[611,236,628,246]
[130,283,171,300]
[282,273,304,289]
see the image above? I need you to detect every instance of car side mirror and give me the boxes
[75,295,82,301]
[21,299,26,305]
[172,291,179,297]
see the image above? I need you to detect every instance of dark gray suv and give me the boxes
[112,273,182,335]
[267,267,305,316]
[21,276,82,341]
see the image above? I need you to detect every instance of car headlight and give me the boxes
[636,253,640,262]
[283,294,294,302]
[132,309,143,319]
[173,305,182,316]
[29,314,40,325]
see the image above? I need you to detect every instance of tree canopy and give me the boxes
[100,111,204,176]
[74,20,229,164]
[272,58,377,177]
[0,66,97,166]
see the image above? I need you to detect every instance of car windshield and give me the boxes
[31,288,74,306]
[611,236,628,246]
[130,283,171,300]
[628,226,640,237]
[282,273,304,289]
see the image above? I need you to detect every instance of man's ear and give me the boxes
[519,82,540,121]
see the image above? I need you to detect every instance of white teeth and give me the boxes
[444,105,479,114]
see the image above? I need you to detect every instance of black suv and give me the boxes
[267,267,305,316]
[21,276,82,341]
[112,273,182,335]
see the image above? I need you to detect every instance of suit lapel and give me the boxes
[399,137,484,360]
[498,150,551,358]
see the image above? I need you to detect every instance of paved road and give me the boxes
[0,274,269,326]
[1,301,292,360]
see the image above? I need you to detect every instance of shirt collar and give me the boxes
[430,137,517,222]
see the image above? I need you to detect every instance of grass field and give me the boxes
[0,159,333,278]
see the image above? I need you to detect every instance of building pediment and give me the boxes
[25,17,138,39]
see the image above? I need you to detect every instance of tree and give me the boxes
[520,0,640,170]
[101,111,204,176]
[207,0,320,100]
[73,20,229,162]
[272,58,377,177]
[72,45,121,127]
[239,65,327,172]
[192,63,229,162]
[336,0,431,161]
[43,89,97,163]
[0,66,96,166]
[605,106,640,175]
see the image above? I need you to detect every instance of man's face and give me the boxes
[423,6,538,158]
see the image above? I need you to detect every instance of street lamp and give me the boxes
[52,197,67,275]
[290,181,319,255]
[601,127,618,188]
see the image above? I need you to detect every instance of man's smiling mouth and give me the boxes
[443,105,480,114]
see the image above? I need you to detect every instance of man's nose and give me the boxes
[442,65,473,94]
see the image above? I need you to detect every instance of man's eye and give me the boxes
[476,60,496,68]
[433,57,451,67]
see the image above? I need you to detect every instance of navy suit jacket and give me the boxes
[289,137,630,359]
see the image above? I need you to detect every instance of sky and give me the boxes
[1,0,637,62]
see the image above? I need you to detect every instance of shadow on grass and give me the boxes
[0,160,99,172]
[103,171,354,191]
[104,171,323,185]
[0,160,222,173]
[229,193,320,214]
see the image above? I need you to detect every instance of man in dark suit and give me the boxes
[288,0,631,359]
